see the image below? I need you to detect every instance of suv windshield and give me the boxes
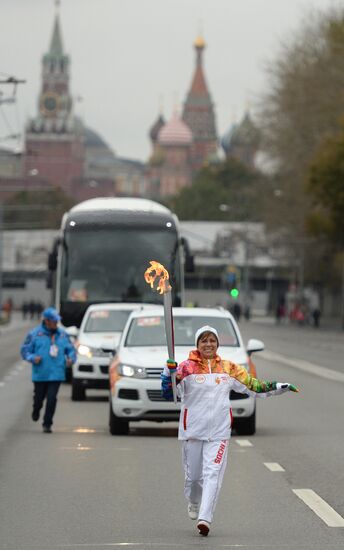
[125,316,239,347]
[84,310,132,333]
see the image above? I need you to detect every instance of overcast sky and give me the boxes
[0,0,340,161]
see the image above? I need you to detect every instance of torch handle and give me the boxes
[163,288,177,404]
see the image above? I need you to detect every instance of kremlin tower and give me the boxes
[182,35,218,172]
[24,3,84,193]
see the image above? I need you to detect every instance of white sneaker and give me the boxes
[197,520,210,536]
[187,502,199,520]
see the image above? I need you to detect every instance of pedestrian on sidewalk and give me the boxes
[20,307,76,433]
[161,325,299,537]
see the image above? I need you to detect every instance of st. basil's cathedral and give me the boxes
[0,6,259,202]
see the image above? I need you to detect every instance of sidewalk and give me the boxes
[0,311,36,335]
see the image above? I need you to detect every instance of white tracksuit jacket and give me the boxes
[163,349,290,441]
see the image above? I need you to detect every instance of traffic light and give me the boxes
[230,287,239,299]
[226,266,240,299]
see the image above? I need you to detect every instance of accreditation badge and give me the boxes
[49,344,58,358]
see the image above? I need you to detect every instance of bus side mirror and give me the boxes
[48,251,57,271]
[181,237,194,273]
[185,254,194,273]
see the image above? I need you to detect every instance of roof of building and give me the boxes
[44,11,67,60]
[185,36,211,101]
[84,127,113,150]
[158,111,192,146]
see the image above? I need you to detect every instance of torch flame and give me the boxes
[144,261,171,295]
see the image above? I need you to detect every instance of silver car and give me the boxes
[72,303,154,400]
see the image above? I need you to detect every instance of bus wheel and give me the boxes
[71,379,86,401]
[109,403,129,435]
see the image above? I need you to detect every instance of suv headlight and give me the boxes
[117,364,147,379]
[77,344,99,358]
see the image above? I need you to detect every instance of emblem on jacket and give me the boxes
[195,374,206,384]
[215,375,229,384]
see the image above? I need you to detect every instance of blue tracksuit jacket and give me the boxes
[21,322,76,382]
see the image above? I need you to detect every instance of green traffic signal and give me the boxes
[230,288,239,298]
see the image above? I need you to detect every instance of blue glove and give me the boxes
[161,373,174,401]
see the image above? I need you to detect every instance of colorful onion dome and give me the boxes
[158,111,193,146]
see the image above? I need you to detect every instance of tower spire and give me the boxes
[49,1,64,57]
[182,34,218,171]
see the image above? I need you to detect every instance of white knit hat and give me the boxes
[195,325,219,347]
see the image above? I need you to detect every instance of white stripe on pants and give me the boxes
[182,439,229,523]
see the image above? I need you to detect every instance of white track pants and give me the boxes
[182,439,229,523]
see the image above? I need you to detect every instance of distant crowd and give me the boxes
[21,300,45,320]
[276,296,321,328]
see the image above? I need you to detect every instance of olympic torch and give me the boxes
[144,261,177,404]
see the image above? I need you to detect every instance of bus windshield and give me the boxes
[60,227,180,304]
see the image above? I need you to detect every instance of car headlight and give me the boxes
[117,364,147,378]
[77,344,98,358]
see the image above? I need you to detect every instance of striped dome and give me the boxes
[158,111,193,146]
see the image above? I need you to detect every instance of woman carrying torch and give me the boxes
[144,261,299,538]
[162,327,299,537]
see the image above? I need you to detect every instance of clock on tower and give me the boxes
[40,92,60,116]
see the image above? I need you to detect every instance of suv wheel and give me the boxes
[235,410,256,436]
[109,402,129,435]
[71,378,86,401]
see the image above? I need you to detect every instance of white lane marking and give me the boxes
[264,462,285,472]
[260,350,344,384]
[293,489,344,527]
[235,439,253,447]
[58,545,143,548]
[59,447,93,451]
[58,544,245,548]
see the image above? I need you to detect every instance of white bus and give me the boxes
[48,197,192,327]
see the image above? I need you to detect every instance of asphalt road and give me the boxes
[0,320,344,550]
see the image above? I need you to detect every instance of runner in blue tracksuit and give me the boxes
[21,307,76,433]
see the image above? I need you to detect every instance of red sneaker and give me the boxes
[197,520,210,536]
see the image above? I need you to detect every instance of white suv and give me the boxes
[109,307,264,435]
[72,303,154,401]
